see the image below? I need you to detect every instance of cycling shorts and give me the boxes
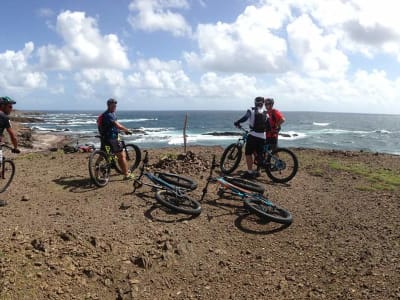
[245,134,265,156]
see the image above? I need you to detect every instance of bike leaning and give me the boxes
[220,126,298,183]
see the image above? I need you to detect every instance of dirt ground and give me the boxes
[0,144,399,299]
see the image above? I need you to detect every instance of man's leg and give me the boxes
[116,151,129,176]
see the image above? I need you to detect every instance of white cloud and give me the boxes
[287,14,349,78]
[186,4,290,73]
[74,69,126,98]
[0,42,47,93]
[128,0,192,37]
[38,11,130,71]
[127,58,197,96]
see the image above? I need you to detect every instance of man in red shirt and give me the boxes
[265,98,285,151]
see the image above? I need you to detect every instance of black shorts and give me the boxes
[266,137,278,151]
[245,135,265,156]
[102,138,123,153]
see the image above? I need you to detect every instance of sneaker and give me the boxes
[123,172,136,180]
[254,171,261,178]
[0,200,7,207]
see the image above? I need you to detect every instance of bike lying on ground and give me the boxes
[88,133,141,187]
[220,126,298,183]
[133,150,202,216]
[0,144,19,193]
[202,155,292,224]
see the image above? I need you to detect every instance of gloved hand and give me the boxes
[12,148,21,154]
[125,130,133,135]
[234,121,240,128]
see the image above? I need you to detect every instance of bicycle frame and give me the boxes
[133,150,188,196]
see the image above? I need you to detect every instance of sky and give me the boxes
[1,0,400,114]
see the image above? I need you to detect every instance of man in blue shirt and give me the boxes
[97,98,134,180]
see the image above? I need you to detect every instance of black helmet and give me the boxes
[0,96,16,105]
[265,98,274,106]
[107,98,117,105]
[254,96,264,106]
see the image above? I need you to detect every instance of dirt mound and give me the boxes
[152,150,211,174]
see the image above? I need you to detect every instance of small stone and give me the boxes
[21,195,30,201]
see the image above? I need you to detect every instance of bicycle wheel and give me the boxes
[125,144,141,172]
[155,190,201,215]
[88,150,111,187]
[0,160,16,193]
[223,177,265,194]
[265,148,298,183]
[157,173,197,190]
[244,197,292,224]
[220,144,242,174]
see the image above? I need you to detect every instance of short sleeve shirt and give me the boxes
[0,111,11,138]
[101,111,118,139]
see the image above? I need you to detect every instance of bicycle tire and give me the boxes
[265,148,298,183]
[157,173,197,190]
[244,197,292,224]
[155,190,202,215]
[0,159,16,193]
[125,144,141,172]
[223,177,265,194]
[220,144,242,174]
[88,150,111,187]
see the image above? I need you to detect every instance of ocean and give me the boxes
[21,110,400,155]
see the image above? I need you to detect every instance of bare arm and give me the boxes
[6,127,18,149]
[113,121,131,134]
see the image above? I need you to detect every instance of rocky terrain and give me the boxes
[0,141,399,299]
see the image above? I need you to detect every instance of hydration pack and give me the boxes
[97,113,106,136]
[251,108,267,133]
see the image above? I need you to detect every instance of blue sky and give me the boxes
[1,0,400,114]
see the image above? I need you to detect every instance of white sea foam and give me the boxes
[313,122,330,126]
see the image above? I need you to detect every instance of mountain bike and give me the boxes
[202,155,292,224]
[88,134,141,187]
[0,144,18,193]
[220,126,298,183]
[133,150,202,215]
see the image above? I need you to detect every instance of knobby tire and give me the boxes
[155,190,201,215]
[265,148,298,183]
[89,150,111,187]
[223,177,264,194]
[220,144,242,174]
[157,173,197,190]
[244,197,292,224]
[0,159,15,193]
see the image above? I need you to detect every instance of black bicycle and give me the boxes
[133,151,201,215]
[88,134,141,187]
[0,144,18,193]
[202,155,292,224]
[220,126,298,183]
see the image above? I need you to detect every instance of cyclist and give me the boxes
[234,96,268,179]
[97,98,134,180]
[0,96,21,207]
[265,98,285,152]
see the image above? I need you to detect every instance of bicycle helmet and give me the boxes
[107,98,117,105]
[254,96,264,106]
[265,98,274,106]
[0,96,16,105]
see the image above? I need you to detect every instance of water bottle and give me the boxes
[0,149,3,165]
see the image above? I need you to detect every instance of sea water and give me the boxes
[22,110,400,155]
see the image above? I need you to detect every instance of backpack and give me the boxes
[251,108,267,133]
[97,113,106,136]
